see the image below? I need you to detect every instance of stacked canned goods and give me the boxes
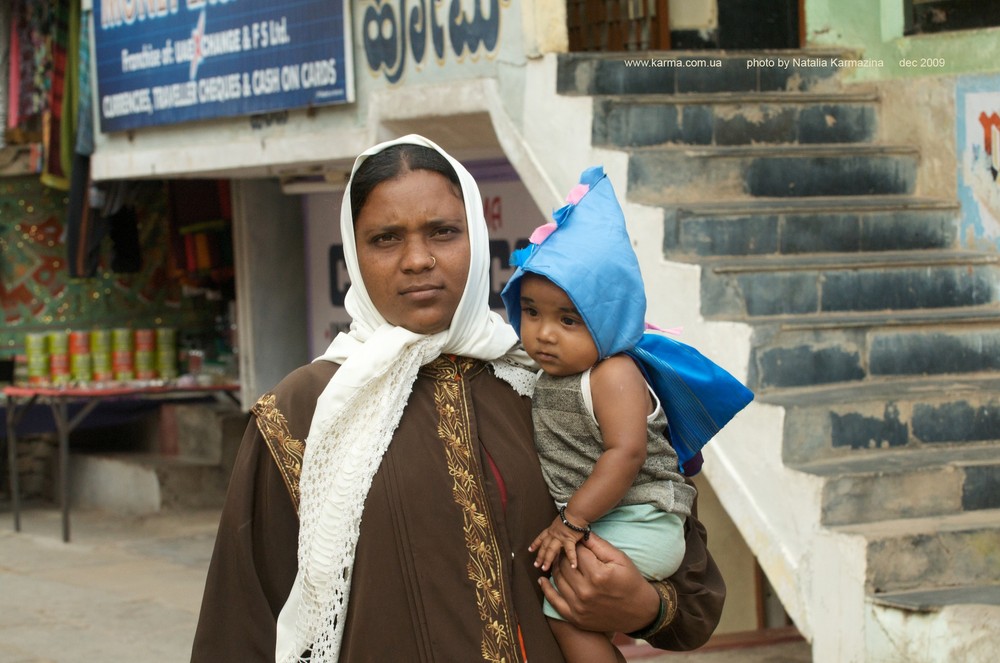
[112,328,135,381]
[25,333,48,385]
[156,327,178,380]
[48,331,70,385]
[18,327,179,386]
[69,331,92,382]
[134,329,156,380]
[91,329,113,381]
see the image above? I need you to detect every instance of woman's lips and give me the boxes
[400,284,442,301]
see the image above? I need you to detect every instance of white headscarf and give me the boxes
[276,135,535,663]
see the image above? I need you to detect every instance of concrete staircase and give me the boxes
[555,51,1000,661]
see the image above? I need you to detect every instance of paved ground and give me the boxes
[0,506,812,663]
[0,507,217,663]
[638,641,810,663]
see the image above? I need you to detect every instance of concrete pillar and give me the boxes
[231,179,310,407]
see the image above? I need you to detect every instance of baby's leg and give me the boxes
[548,618,625,663]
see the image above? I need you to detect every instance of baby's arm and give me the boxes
[530,355,651,570]
[565,354,651,527]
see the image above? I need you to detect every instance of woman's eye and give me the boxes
[371,233,397,245]
[432,226,460,238]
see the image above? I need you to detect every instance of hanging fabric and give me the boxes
[40,0,70,190]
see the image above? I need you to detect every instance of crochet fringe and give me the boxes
[287,337,438,663]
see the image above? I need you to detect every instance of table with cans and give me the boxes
[3,381,239,542]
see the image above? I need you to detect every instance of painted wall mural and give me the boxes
[957,76,1000,250]
[361,0,510,84]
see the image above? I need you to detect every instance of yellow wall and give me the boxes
[694,474,761,634]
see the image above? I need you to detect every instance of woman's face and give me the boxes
[354,168,471,334]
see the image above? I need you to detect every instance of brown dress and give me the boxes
[191,355,724,662]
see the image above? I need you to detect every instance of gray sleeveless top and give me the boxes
[532,369,695,517]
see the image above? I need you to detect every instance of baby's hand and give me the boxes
[528,516,585,571]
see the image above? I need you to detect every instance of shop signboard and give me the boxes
[93,0,354,133]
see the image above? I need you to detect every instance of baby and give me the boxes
[501,166,752,662]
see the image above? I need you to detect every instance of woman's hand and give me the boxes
[540,533,660,634]
[529,516,584,571]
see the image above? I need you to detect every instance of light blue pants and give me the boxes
[543,503,686,620]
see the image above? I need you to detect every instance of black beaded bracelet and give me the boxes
[558,505,591,541]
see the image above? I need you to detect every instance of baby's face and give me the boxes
[518,274,599,377]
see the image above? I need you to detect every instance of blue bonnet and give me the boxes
[500,165,645,359]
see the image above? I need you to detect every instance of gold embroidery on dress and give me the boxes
[252,393,305,512]
[430,356,520,663]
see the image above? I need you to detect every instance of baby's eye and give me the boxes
[521,306,538,317]
[561,316,580,326]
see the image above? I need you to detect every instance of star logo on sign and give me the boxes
[189,10,205,80]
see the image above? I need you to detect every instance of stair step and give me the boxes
[662,197,960,259]
[557,50,852,96]
[833,509,1000,593]
[167,403,249,475]
[749,313,1000,391]
[596,91,879,105]
[762,305,1000,330]
[671,195,958,215]
[627,144,918,201]
[867,584,1000,659]
[792,445,1000,525]
[69,452,229,515]
[871,325,1000,378]
[766,374,1000,464]
[700,250,1000,320]
[871,584,1000,611]
[594,94,878,148]
[706,248,995,271]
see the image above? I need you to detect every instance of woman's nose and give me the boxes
[400,240,435,272]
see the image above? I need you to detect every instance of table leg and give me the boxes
[53,399,70,543]
[52,398,101,543]
[6,395,21,532]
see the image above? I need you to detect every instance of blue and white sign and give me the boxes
[93,0,354,133]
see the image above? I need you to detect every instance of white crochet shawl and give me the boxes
[275,135,536,663]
